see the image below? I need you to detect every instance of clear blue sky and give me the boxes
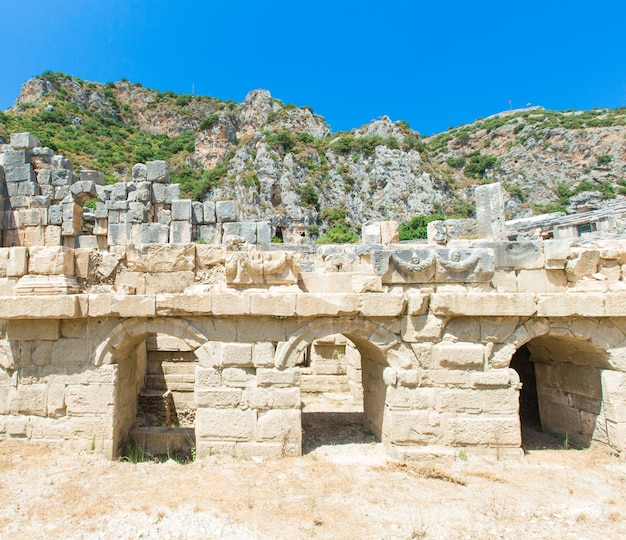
[1,0,625,135]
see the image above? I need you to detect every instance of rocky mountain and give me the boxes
[2,71,626,240]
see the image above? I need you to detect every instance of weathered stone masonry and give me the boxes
[1,133,626,460]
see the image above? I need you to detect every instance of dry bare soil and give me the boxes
[1,397,626,539]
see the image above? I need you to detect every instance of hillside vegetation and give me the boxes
[2,72,626,240]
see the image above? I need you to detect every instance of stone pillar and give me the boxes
[475,182,506,241]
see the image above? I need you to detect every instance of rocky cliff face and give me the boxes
[4,73,626,237]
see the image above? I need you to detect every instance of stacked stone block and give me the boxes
[194,340,301,459]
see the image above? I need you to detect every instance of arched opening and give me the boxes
[127,333,197,461]
[99,319,205,460]
[297,334,372,453]
[511,335,608,450]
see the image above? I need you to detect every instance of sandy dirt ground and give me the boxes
[1,394,626,540]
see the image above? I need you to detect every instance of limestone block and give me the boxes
[544,239,571,269]
[65,384,115,415]
[191,201,204,224]
[475,183,506,240]
[51,337,90,365]
[246,387,273,409]
[488,343,516,369]
[566,250,600,281]
[11,132,40,150]
[81,364,117,385]
[409,343,434,369]
[272,388,301,409]
[401,314,445,342]
[361,222,381,244]
[7,247,28,277]
[132,163,147,181]
[380,221,399,244]
[195,388,242,408]
[9,384,47,416]
[407,293,429,315]
[126,244,195,272]
[387,386,437,410]
[110,295,156,317]
[165,184,180,203]
[211,293,250,315]
[352,275,383,293]
[47,384,67,417]
[5,164,36,183]
[481,388,519,413]
[6,416,28,437]
[295,293,360,317]
[387,345,417,369]
[360,293,405,317]
[155,293,212,315]
[253,342,275,368]
[516,269,566,293]
[444,414,520,446]
[44,226,62,246]
[6,319,59,341]
[236,442,289,459]
[250,293,295,316]
[195,407,256,440]
[17,182,41,196]
[604,293,626,317]
[107,222,131,246]
[477,317,517,344]
[195,245,225,268]
[219,343,254,368]
[51,168,74,186]
[31,342,54,366]
[203,201,216,224]
[195,367,222,387]
[4,149,29,166]
[216,200,238,223]
[432,342,485,369]
[257,368,300,387]
[169,221,192,243]
[146,160,169,183]
[470,370,513,388]
[442,317,481,343]
[171,199,192,221]
[475,241,544,270]
[396,368,421,386]
[222,367,256,387]
[389,410,441,443]
[115,270,146,294]
[28,246,74,275]
[222,222,257,245]
[437,389,483,413]
[536,293,604,317]
[145,271,194,294]
[257,409,301,442]
[430,293,537,317]
[196,224,221,244]
[599,260,621,282]
[0,296,80,318]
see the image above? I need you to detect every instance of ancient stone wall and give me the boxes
[1,133,626,461]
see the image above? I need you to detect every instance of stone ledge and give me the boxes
[430,293,537,317]
[0,295,80,318]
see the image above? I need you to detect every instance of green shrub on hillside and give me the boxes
[463,152,497,179]
[317,225,359,244]
[398,213,445,240]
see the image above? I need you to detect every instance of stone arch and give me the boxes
[93,317,206,366]
[503,317,619,451]
[275,317,399,370]
[92,317,207,458]
[277,317,399,449]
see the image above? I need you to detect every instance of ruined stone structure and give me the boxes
[1,134,626,461]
